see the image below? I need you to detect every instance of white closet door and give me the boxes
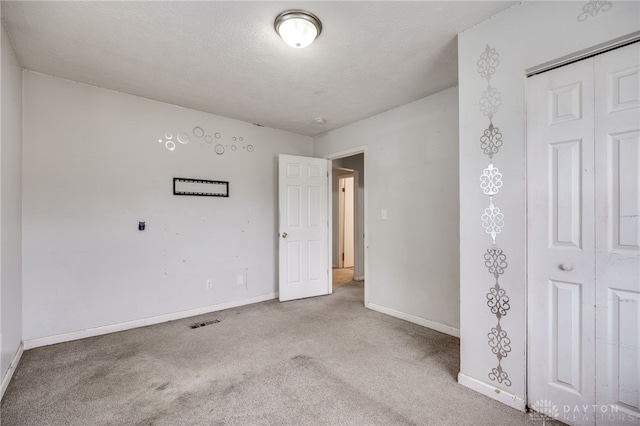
[528,42,640,426]
[527,57,596,425]
[594,43,640,422]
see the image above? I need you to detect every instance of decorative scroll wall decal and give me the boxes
[481,200,504,244]
[480,164,503,196]
[487,284,510,317]
[489,365,512,386]
[488,325,512,358]
[480,123,503,159]
[577,0,613,21]
[479,86,502,118]
[476,44,512,387]
[477,45,500,81]
[484,247,507,281]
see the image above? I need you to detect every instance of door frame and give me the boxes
[324,146,368,306]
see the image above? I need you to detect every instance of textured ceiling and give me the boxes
[1,1,515,136]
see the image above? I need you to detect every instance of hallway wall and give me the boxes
[314,87,460,334]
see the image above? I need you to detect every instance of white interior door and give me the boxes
[338,177,345,268]
[278,154,329,302]
[528,57,596,425]
[594,43,640,421]
[528,43,640,425]
[342,176,355,268]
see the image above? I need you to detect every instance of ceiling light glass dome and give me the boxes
[275,10,322,48]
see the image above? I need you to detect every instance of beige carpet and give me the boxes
[1,281,559,425]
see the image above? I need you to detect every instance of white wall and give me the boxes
[0,21,23,388]
[332,154,364,278]
[315,87,460,334]
[22,72,312,342]
[457,0,639,409]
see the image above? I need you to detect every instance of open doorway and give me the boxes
[339,175,355,270]
[334,171,355,287]
[329,151,365,301]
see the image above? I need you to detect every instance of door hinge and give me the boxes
[342,188,345,192]
[342,253,345,261]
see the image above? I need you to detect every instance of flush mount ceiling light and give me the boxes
[274,10,322,48]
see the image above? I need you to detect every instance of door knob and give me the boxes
[560,263,573,271]
[281,232,288,238]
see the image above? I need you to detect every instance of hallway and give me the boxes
[332,267,354,288]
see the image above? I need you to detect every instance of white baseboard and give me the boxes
[354,275,365,281]
[458,372,526,412]
[24,293,278,350]
[1,341,24,400]
[367,302,460,338]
